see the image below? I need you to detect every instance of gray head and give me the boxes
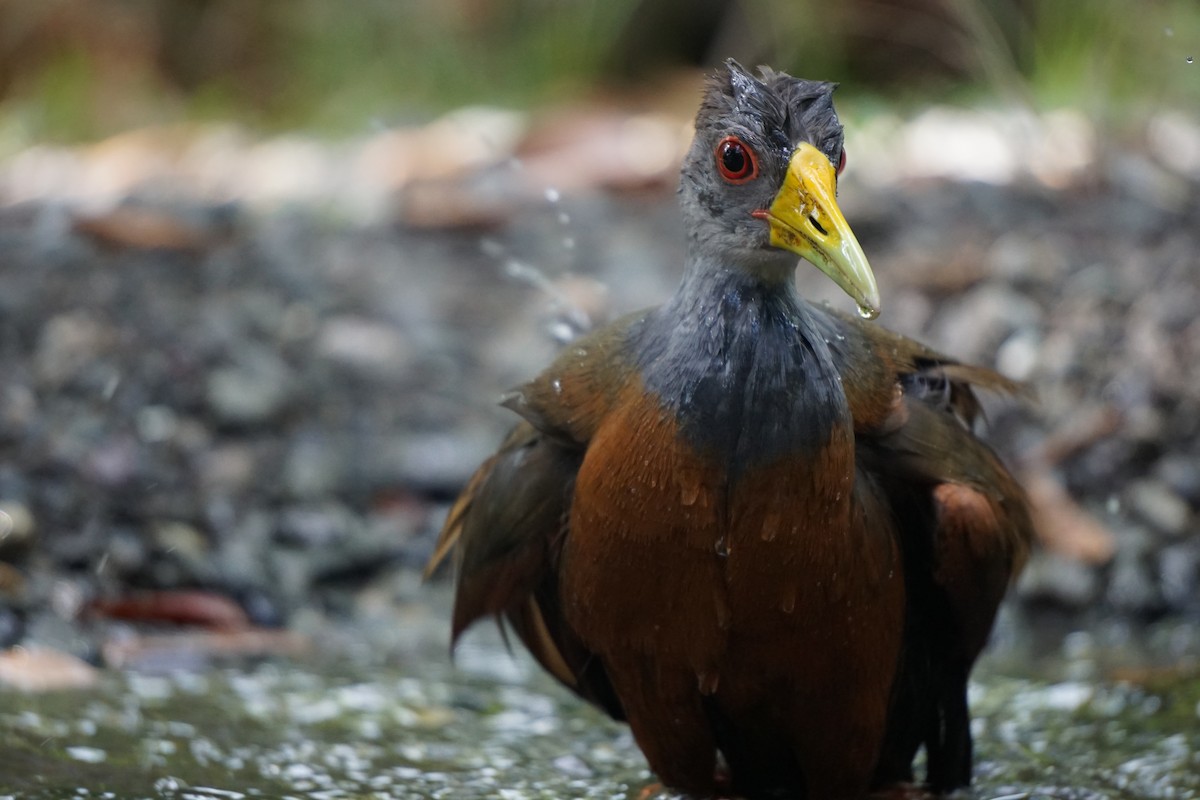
[678,60,879,316]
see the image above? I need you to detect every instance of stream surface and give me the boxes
[1,585,1198,799]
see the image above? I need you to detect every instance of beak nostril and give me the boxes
[809,214,828,237]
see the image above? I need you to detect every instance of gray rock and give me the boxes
[1156,454,1200,504]
[276,503,361,548]
[283,433,350,499]
[365,427,499,493]
[1159,540,1200,612]
[315,316,412,379]
[930,283,1042,364]
[205,346,294,425]
[1106,529,1166,614]
[215,509,273,589]
[1016,550,1100,608]
[33,311,116,388]
[0,501,36,556]
[987,231,1070,284]
[1127,479,1192,538]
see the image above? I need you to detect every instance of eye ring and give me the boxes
[837,148,847,176]
[715,136,759,184]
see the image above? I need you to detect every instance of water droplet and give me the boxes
[856,303,879,320]
[548,320,575,343]
[761,510,783,541]
[714,533,729,557]
[557,211,571,225]
[562,236,576,250]
[479,237,504,258]
[1188,56,1195,64]
[1165,26,1175,37]
[678,470,701,506]
[544,187,561,202]
[781,591,796,614]
[551,379,563,395]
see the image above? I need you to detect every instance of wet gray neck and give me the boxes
[633,254,850,473]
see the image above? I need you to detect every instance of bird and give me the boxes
[426,60,1033,799]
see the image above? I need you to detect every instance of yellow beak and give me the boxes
[759,142,879,319]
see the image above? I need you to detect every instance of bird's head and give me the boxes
[680,59,879,318]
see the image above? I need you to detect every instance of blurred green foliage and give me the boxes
[0,0,1196,143]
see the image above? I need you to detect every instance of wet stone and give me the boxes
[987,231,1071,285]
[1016,550,1101,608]
[33,311,117,388]
[205,346,295,425]
[283,433,351,499]
[1106,528,1167,615]
[1127,479,1192,538]
[931,283,1042,364]
[276,503,360,548]
[1155,454,1200,504]
[315,316,413,379]
[1158,539,1200,612]
[0,500,37,556]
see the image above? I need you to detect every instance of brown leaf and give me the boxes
[88,590,251,631]
[72,207,228,252]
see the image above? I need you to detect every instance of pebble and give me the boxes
[315,316,412,378]
[205,347,294,425]
[1128,479,1185,534]
[33,312,115,388]
[1158,540,1200,611]
[0,501,36,555]
[276,503,359,548]
[283,433,350,499]
[1106,528,1165,614]
[987,232,1070,285]
[1156,454,1200,504]
[1016,551,1100,609]
[199,444,260,493]
[931,283,1042,364]
[1126,480,1192,538]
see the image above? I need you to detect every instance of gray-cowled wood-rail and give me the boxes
[426,60,1032,799]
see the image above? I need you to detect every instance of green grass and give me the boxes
[0,0,1197,143]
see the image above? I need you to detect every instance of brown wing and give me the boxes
[425,423,625,719]
[851,324,1033,645]
[425,316,649,720]
[866,396,1031,792]
[818,307,1032,791]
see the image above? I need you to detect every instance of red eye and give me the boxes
[837,148,847,176]
[715,136,758,184]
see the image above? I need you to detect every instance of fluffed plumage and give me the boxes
[427,60,1032,799]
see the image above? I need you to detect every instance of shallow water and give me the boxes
[1,588,1198,799]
